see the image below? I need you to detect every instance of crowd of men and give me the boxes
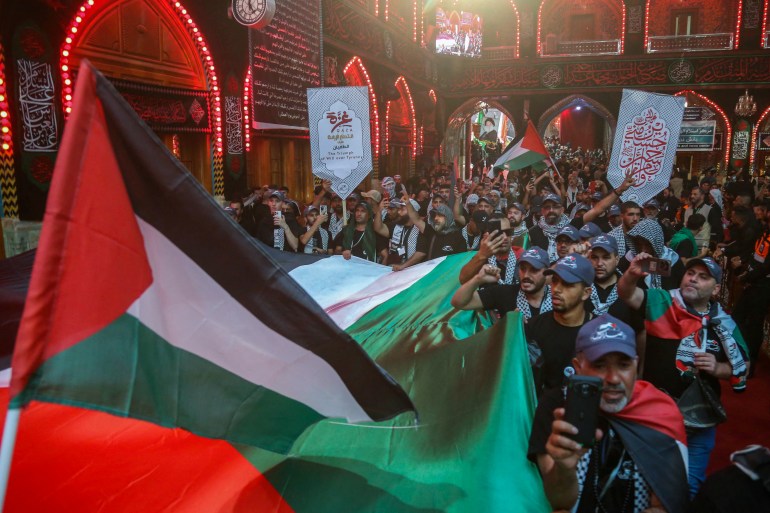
[228,155,770,512]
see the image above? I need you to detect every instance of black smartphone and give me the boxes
[484,219,502,235]
[641,257,671,276]
[564,375,602,447]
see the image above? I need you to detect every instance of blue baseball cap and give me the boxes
[609,204,621,216]
[685,257,723,283]
[556,225,580,242]
[576,314,637,362]
[519,247,549,270]
[508,202,526,213]
[590,234,619,255]
[545,253,595,285]
[531,196,544,210]
[542,192,562,206]
[579,222,602,239]
[591,192,604,201]
[644,199,660,210]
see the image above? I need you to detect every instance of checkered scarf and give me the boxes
[489,248,518,284]
[537,214,570,262]
[516,285,552,319]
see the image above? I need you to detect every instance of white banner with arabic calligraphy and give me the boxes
[307,87,372,199]
[607,89,685,206]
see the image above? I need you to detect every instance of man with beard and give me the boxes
[403,194,466,260]
[608,204,622,229]
[460,209,486,251]
[458,216,524,285]
[383,198,426,271]
[619,219,685,290]
[337,200,384,262]
[241,190,300,251]
[685,186,724,248]
[299,205,331,255]
[530,175,634,263]
[619,255,749,497]
[526,254,595,395]
[451,247,551,320]
[528,315,689,513]
[608,201,642,259]
[506,202,530,248]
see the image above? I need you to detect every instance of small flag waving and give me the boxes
[493,120,552,172]
[9,61,415,454]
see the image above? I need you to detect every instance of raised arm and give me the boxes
[618,252,653,310]
[583,172,634,223]
[403,192,426,233]
[371,197,390,238]
[451,264,500,310]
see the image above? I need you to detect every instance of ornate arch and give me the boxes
[537,95,616,141]
[343,56,380,158]
[674,90,731,167]
[0,42,20,218]
[442,98,517,166]
[750,104,770,168]
[538,0,626,55]
[508,1,522,58]
[385,76,416,157]
[60,0,223,155]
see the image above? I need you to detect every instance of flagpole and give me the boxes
[0,407,21,512]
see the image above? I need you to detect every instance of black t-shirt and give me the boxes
[477,284,544,317]
[674,239,695,260]
[526,311,591,394]
[242,203,300,251]
[528,388,641,513]
[586,279,644,332]
[422,225,467,259]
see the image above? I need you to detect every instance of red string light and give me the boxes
[620,0,626,53]
[675,90,732,168]
[509,1,521,58]
[343,57,380,157]
[539,0,623,56]
[243,68,251,153]
[644,0,650,52]
[749,104,770,168]
[395,76,417,158]
[60,0,224,154]
[735,0,744,49]
[762,0,769,47]
[0,45,14,154]
[413,0,418,43]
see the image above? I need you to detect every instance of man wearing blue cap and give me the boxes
[451,247,551,320]
[526,254,595,394]
[528,315,689,513]
[619,254,749,497]
[555,225,581,261]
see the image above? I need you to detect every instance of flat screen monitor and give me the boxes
[435,7,483,58]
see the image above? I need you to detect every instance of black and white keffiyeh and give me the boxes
[390,224,420,261]
[590,282,619,315]
[303,227,330,254]
[489,248,518,284]
[537,215,570,262]
[516,285,552,319]
[329,212,345,239]
[273,227,285,251]
[609,225,632,258]
[462,225,481,250]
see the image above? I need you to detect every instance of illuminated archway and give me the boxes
[674,90,731,168]
[60,0,223,155]
[343,57,380,159]
[538,95,616,152]
[749,104,770,169]
[538,0,625,56]
[0,42,19,218]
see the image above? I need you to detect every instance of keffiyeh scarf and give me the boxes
[590,282,619,315]
[329,212,345,239]
[390,224,420,261]
[303,227,330,254]
[273,227,285,251]
[489,248,518,284]
[537,214,570,262]
[462,225,480,250]
[516,286,552,319]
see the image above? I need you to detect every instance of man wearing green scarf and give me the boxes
[670,213,707,263]
[338,200,383,263]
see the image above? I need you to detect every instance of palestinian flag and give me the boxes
[0,248,553,512]
[493,120,552,172]
[609,380,690,513]
[8,60,415,456]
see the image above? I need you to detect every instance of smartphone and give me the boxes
[484,219,502,235]
[319,204,328,216]
[641,257,671,276]
[273,210,282,220]
[564,375,602,447]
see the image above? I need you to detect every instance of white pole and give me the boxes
[0,408,21,512]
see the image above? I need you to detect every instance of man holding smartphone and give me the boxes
[528,315,689,513]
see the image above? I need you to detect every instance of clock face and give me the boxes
[232,0,275,28]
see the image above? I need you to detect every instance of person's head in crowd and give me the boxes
[530,196,544,221]
[361,189,382,206]
[431,193,447,211]
[685,213,706,235]
[228,199,244,223]
[753,200,769,224]
[662,187,674,199]
[487,189,501,207]
[734,192,753,209]
[731,205,752,228]
[620,201,642,232]
[416,186,431,202]
[345,192,361,212]
[589,234,619,285]
[482,214,512,255]
[573,203,589,218]
[628,218,664,258]
[608,204,622,228]
[438,185,452,201]
[506,202,526,228]
[476,196,494,216]
[590,192,603,207]
[465,193,479,215]
[579,222,602,242]
[541,193,564,226]
[518,247,550,296]
[430,204,456,234]
[544,254,595,313]
[681,257,722,309]
[573,315,638,413]
[267,190,285,213]
[353,201,371,226]
[556,225,580,259]
[469,209,489,235]
[279,186,289,195]
[643,199,660,219]
[689,186,706,208]
[330,193,343,214]
[393,174,402,184]
[282,199,300,219]
[304,204,320,226]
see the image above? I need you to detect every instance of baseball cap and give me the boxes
[644,199,660,210]
[531,196,544,210]
[685,257,723,283]
[346,192,361,202]
[509,202,526,213]
[609,204,621,216]
[575,314,637,362]
[556,225,580,242]
[471,209,489,226]
[269,190,286,202]
[389,199,404,208]
[465,193,480,206]
[544,253,595,285]
[477,196,494,206]
[408,199,421,212]
[579,222,602,239]
[590,234,619,255]
[303,205,319,216]
[361,189,383,203]
[519,247,549,270]
[542,192,562,206]
[591,192,604,201]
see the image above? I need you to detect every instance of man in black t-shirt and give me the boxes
[528,315,689,513]
[382,198,426,271]
[242,190,300,251]
[526,254,595,394]
[404,197,466,260]
[451,246,551,320]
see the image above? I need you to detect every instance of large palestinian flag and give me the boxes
[8,60,415,455]
[493,120,552,172]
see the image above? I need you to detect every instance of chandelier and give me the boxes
[735,89,757,118]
